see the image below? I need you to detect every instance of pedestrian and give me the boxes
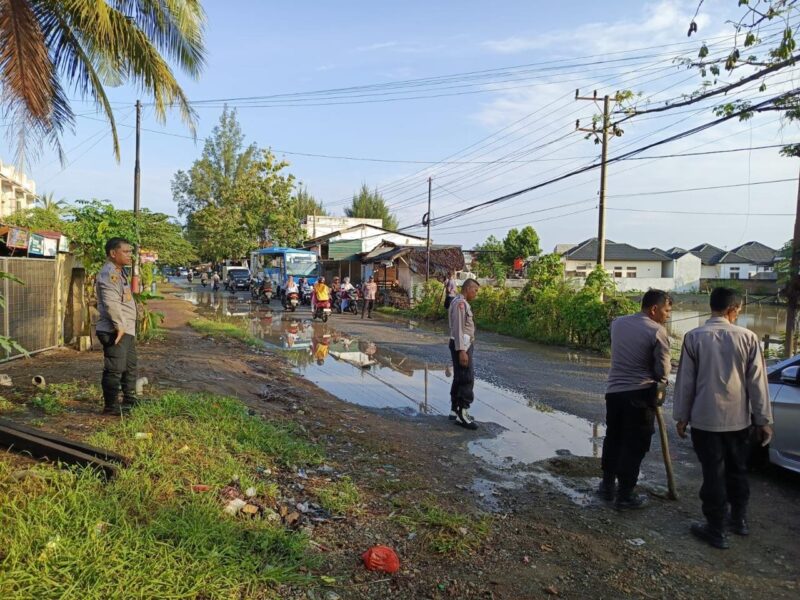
[600,289,672,510]
[362,275,377,319]
[95,237,139,415]
[211,271,220,291]
[673,287,772,550]
[448,278,480,430]
[444,271,457,310]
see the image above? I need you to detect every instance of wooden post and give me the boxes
[655,407,678,500]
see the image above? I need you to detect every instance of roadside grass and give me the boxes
[316,476,361,514]
[0,396,21,413]
[29,382,103,414]
[394,500,491,555]
[189,317,261,347]
[0,390,324,599]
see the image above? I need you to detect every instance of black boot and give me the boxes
[597,475,615,502]
[614,490,648,510]
[690,522,730,549]
[728,512,750,536]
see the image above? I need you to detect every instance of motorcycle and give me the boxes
[187,272,194,284]
[253,280,273,303]
[200,275,208,287]
[313,299,332,323]
[300,287,313,306]
[283,290,300,312]
[339,288,359,315]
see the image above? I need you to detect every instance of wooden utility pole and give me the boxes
[425,176,432,282]
[785,165,800,357]
[132,100,142,293]
[576,91,612,267]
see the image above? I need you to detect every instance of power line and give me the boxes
[607,177,795,198]
[607,207,792,216]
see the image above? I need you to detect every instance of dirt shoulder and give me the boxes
[1,290,798,599]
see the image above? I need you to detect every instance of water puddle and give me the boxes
[178,289,606,497]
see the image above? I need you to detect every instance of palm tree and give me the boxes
[36,191,67,214]
[0,1,206,163]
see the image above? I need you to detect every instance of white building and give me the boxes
[0,160,36,218]
[558,238,701,292]
[301,215,384,240]
[689,241,779,280]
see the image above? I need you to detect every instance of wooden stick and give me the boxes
[655,407,678,500]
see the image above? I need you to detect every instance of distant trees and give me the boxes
[172,107,303,262]
[345,184,398,230]
[473,226,543,279]
[292,186,327,220]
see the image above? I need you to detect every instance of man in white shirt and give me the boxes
[674,287,772,549]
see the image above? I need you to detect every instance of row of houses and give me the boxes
[299,216,465,300]
[558,238,781,292]
[0,160,37,219]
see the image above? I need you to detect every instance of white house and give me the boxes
[689,241,779,280]
[0,159,36,218]
[558,238,701,292]
[301,216,383,240]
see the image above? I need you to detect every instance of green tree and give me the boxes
[0,0,205,163]
[472,235,506,279]
[292,185,327,220]
[173,108,301,262]
[526,253,564,290]
[345,184,398,230]
[777,239,792,289]
[4,206,68,231]
[502,226,541,266]
[36,192,68,215]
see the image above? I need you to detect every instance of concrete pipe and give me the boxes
[31,375,46,388]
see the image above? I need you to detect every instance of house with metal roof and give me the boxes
[558,238,701,292]
[689,241,779,280]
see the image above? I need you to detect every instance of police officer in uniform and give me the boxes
[448,278,480,430]
[95,238,139,414]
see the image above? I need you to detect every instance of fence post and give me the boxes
[2,258,8,360]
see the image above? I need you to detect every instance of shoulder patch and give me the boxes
[110,273,119,284]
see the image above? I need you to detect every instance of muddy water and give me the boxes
[179,289,605,469]
[668,302,785,350]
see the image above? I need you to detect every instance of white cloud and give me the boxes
[355,41,399,52]
[483,0,712,55]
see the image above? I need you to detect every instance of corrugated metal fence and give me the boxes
[1,257,64,361]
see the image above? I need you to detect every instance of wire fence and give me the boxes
[1,257,63,361]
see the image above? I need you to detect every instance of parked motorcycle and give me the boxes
[313,299,332,323]
[283,291,300,312]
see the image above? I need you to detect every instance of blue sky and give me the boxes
[3,0,797,252]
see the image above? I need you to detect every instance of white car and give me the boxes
[767,355,800,474]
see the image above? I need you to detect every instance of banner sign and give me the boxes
[140,250,159,264]
[58,235,70,253]
[28,233,45,256]
[6,227,29,250]
[42,237,58,257]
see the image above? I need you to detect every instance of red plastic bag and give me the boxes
[361,545,400,573]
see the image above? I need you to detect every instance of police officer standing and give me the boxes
[673,287,772,549]
[600,289,672,509]
[448,278,480,430]
[95,238,139,415]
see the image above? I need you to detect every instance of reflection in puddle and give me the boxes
[179,288,605,474]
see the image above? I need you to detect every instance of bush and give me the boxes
[411,280,447,320]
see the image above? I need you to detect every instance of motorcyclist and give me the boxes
[285,275,299,295]
[313,276,330,313]
[200,272,208,287]
[340,277,355,312]
[211,271,220,291]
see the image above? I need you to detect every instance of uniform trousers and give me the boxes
[96,332,138,407]
[449,339,474,409]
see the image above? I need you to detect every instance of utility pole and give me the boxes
[425,176,432,282]
[576,90,612,268]
[785,164,800,357]
[132,99,142,293]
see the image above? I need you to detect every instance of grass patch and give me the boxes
[374,306,411,317]
[0,396,21,413]
[316,476,360,514]
[394,501,491,555]
[28,382,103,414]
[189,318,261,347]
[0,391,324,598]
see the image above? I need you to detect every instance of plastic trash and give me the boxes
[361,545,400,573]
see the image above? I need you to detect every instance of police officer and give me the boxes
[448,278,480,430]
[95,237,139,415]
